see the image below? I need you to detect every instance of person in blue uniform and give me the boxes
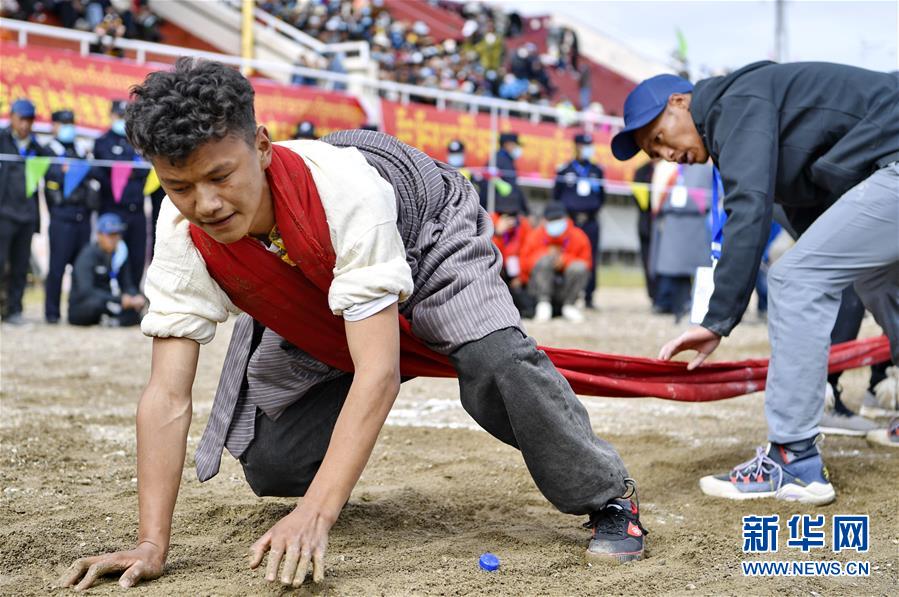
[0,99,46,325]
[294,120,317,140]
[492,132,529,215]
[69,212,145,327]
[553,133,605,308]
[44,109,100,324]
[448,139,505,209]
[93,100,149,285]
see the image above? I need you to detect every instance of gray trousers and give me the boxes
[765,163,899,443]
[240,327,629,515]
[529,256,590,305]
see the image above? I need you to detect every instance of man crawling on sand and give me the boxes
[61,58,647,591]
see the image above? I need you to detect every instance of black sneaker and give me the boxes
[585,479,647,563]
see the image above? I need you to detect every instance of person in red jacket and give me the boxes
[521,201,592,322]
[490,195,535,318]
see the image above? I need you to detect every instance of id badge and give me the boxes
[690,265,715,324]
[505,255,521,278]
[670,185,688,208]
[576,179,592,197]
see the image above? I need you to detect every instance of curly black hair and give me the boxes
[125,57,256,164]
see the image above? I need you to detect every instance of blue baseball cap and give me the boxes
[611,74,694,161]
[11,99,36,118]
[97,213,127,234]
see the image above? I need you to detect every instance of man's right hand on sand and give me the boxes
[59,541,166,590]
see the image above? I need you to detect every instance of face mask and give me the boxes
[447,153,465,168]
[511,146,523,160]
[579,145,594,160]
[545,219,568,238]
[57,124,76,144]
[111,119,126,136]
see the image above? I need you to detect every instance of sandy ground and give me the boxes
[1,284,896,596]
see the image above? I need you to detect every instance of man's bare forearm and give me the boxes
[135,385,192,551]
[135,338,200,553]
[302,370,400,520]
[300,305,402,520]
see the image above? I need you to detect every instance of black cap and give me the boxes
[295,120,316,139]
[574,133,593,145]
[494,194,521,215]
[51,110,75,124]
[543,201,567,220]
[110,100,128,115]
[447,139,465,153]
[499,132,520,145]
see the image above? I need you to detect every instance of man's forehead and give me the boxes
[153,142,244,181]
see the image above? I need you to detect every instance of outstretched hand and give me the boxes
[59,541,166,591]
[249,503,334,588]
[658,325,722,370]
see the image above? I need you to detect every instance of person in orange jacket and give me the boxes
[490,194,536,318]
[521,201,592,322]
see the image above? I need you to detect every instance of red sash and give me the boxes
[188,145,890,402]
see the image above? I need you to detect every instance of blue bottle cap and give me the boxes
[479,552,500,572]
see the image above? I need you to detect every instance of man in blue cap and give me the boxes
[44,109,101,324]
[93,99,151,287]
[554,133,605,309]
[69,212,145,327]
[492,131,529,215]
[0,99,46,325]
[612,63,899,505]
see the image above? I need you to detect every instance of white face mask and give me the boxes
[511,146,523,160]
[579,145,594,161]
[545,219,568,237]
[447,153,465,168]
[111,119,127,136]
[57,124,76,144]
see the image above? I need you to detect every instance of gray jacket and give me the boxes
[691,61,899,336]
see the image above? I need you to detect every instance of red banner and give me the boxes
[380,100,644,182]
[0,42,366,140]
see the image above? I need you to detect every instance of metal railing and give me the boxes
[0,18,623,130]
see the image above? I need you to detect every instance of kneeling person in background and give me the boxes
[69,213,145,327]
[522,201,592,323]
[490,194,536,318]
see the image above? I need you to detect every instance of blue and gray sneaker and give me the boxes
[585,479,647,563]
[699,442,835,505]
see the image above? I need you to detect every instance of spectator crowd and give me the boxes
[2,0,163,53]
[270,0,587,107]
[5,0,595,110]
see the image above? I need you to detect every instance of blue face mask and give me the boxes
[579,145,594,161]
[447,153,465,168]
[545,219,568,237]
[57,124,76,144]
[111,119,126,136]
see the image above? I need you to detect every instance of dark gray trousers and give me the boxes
[528,255,590,306]
[240,327,629,515]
